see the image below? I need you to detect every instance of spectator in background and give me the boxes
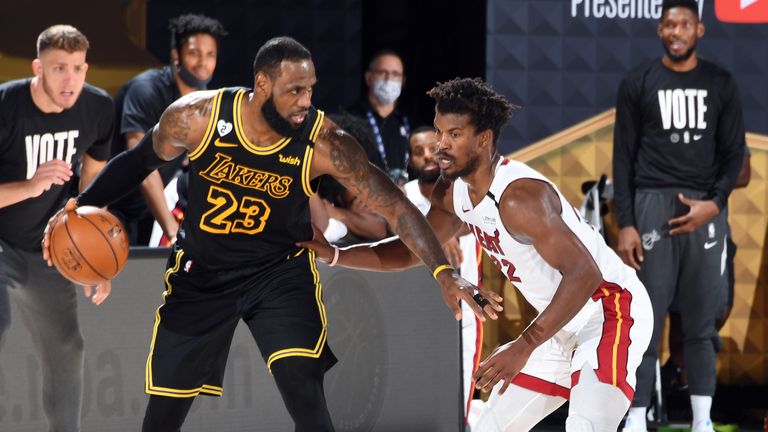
[110,13,226,245]
[348,50,410,186]
[612,1,747,431]
[0,25,113,432]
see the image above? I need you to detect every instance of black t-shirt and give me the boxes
[348,98,410,177]
[0,78,113,250]
[613,59,746,228]
[111,66,183,218]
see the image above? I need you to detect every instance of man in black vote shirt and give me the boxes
[0,25,113,432]
[110,13,226,245]
[612,1,746,430]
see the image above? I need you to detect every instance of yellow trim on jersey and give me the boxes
[301,145,317,197]
[600,286,624,387]
[144,250,224,398]
[233,89,292,155]
[266,250,328,373]
[309,109,325,142]
[188,90,224,161]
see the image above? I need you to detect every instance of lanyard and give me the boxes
[366,111,410,172]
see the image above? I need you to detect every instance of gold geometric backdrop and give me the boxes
[481,110,768,385]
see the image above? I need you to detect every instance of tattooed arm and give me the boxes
[309,118,502,320]
[42,91,216,261]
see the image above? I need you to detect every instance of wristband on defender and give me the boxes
[432,264,454,279]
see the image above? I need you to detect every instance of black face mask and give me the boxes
[176,63,212,90]
[261,95,301,137]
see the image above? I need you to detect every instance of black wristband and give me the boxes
[78,130,168,207]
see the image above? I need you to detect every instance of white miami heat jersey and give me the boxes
[453,158,642,326]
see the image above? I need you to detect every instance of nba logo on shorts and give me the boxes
[716,0,768,23]
[184,260,193,272]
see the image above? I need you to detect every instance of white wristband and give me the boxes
[328,245,340,267]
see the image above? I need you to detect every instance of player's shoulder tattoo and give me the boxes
[160,92,215,149]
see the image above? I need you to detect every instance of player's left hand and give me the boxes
[42,198,78,266]
[435,269,502,321]
[82,280,111,305]
[474,338,535,395]
[668,194,720,235]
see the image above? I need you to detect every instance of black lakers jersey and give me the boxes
[179,87,323,270]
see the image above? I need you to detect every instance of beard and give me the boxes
[416,167,441,184]
[663,41,697,63]
[261,95,301,137]
[440,152,481,182]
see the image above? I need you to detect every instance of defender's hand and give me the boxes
[42,198,78,266]
[617,226,643,270]
[474,338,535,395]
[442,237,464,268]
[435,269,502,321]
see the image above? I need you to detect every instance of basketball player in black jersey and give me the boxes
[42,36,502,431]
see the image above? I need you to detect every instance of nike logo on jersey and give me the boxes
[704,241,718,250]
[214,138,239,148]
[693,134,703,141]
[217,120,233,136]
[462,206,472,213]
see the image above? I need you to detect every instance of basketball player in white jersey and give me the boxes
[299,77,653,431]
[404,126,483,423]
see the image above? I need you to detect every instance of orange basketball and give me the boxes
[49,206,129,285]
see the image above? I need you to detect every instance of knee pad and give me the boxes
[565,415,595,432]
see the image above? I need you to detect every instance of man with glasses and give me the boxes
[348,50,410,186]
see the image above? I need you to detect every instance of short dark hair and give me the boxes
[427,77,517,145]
[411,125,436,136]
[168,14,227,53]
[253,36,312,79]
[662,0,699,18]
[37,25,89,56]
[367,49,402,71]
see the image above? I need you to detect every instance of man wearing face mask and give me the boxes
[348,50,410,186]
[109,13,227,245]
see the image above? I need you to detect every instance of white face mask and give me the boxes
[372,79,402,105]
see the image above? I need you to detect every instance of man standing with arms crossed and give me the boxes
[613,1,746,430]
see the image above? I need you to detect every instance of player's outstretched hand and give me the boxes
[435,269,502,321]
[473,338,534,395]
[83,280,112,305]
[296,224,336,263]
[42,198,78,266]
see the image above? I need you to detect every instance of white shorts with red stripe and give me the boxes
[511,279,653,402]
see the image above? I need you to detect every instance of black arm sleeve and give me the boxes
[612,76,642,229]
[709,76,746,210]
[77,130,168,207]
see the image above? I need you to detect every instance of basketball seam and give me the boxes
[63,214,112,282]
[80,214,121,270]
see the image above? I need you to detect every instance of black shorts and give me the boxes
[145,247,335,398]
